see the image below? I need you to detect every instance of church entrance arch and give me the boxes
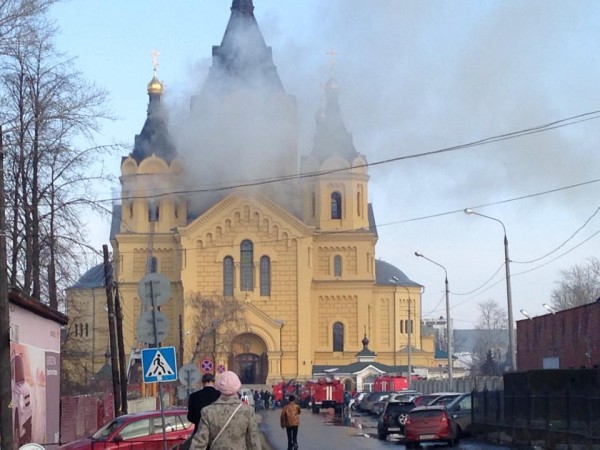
[228,333,268,384]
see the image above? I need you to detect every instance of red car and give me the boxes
[59,409,193,450]
[403,405,459,448]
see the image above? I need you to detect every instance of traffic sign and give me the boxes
[138,273,171,307]
[217,363,226,374]
[200,358,214,373]
[179,363,201,386]
[136,310,169,345]
[141,347,178,383]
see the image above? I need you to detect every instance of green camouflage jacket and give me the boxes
[191,394,261,450]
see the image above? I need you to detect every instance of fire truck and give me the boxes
[272,379,298,406]
[373,374,409,391]
[309,378,345,414]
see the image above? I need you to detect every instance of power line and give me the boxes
[94,109,600,204]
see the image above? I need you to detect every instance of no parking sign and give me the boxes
[217,363,226,373]
[200,358,214,373]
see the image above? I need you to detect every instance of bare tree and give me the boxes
[0,16,112,307]
[551,257,600,311]
[184,293,246,366]
[472,299,508,375]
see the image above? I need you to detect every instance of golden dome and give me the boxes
[147,74,163,95]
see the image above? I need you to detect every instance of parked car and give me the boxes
[413,392,460,406]
[377,400,416,440]
[387,391,421,403]
[58,409,193,450]
[361,391,394,413]
[371,394,391,416]
[428,392,462,406]
[403,405,459,448]
[446,392,472,436]
[349,391,368,410]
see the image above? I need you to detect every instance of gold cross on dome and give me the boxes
[151,50,160,74]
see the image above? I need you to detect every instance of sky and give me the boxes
[49,0,600,329]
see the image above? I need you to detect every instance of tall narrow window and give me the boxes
[150,256,158,273]
[333,322,344,352]
[311,192,316,218]
[331,191,342,219]
[223,256,234,296]
[240,239,254,291]
[260,256,271,296]
[334,255,342,277]
[148,200,159,222]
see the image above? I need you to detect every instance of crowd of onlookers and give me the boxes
[252,389,276,410]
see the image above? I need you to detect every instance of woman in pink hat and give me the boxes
[191,371,261,450]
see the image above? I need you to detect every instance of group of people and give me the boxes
[184,371,302,450]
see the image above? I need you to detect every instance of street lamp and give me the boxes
[390,276,412,389]
[464,208,516,371]
[542,303,557,315]
[520,309,532,320]
[414,251,453,382]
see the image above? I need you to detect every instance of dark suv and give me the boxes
[376,401,416,440]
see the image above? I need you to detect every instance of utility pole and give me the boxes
[0,127,13,449]
[115,285,128,414]
[103,244,121,416]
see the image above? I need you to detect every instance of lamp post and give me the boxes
[464,208,516,371]
[414,252,453,382]
[390,276,412,389]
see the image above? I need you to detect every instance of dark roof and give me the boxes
[129,86,177,164]
[311,77,359,163]
[202,0,284,95]
[313,362,414,376]
[375,259,421,287]
[70,263,111,290]
[9,288,68,325]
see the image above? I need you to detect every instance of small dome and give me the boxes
[147,74,163,95]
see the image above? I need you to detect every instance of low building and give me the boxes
[516,299,600,370]
[9,287,68,448]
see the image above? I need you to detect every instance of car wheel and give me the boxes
[377,431,386,440]
[396,413,409,426]
[312,405,319,414]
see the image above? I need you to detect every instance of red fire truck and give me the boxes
[309,378,345,414]
[272,379,298,406]
[373,374,409,392]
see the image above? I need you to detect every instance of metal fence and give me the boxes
[473,389,600,448]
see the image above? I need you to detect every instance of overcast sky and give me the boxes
[50,0,600,329]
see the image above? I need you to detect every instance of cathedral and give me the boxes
[66,0,444,391]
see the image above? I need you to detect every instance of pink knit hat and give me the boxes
[215,371,241,395]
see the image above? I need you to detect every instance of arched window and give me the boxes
[148,200,159,222]
[334,255,342,277]
[223,256,234,296]
[311,192,316,218]
[240,240,254,291]
[260,256,271,296]
[400,320,404,334]
[150,256,158,273]
[333,322,344,352]
[331,191,342,219]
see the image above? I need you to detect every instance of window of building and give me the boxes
[148,200,159,222]
[331,191,342,219]
[150,256,158,273]
[240,240,254,291]
[260,256,271,296]
[311,192,316,218]
[333,322,344,352]
[334,255,342,277]
[223,256,234,296]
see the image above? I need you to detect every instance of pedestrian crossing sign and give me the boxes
[141,346,178,383]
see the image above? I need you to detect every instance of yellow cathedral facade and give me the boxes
[66,0,444,390]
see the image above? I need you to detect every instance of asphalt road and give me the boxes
[257,408,512,450]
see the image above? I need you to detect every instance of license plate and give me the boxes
[420,434,435,439]
[388,427,400,432]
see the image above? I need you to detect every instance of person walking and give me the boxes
[280,394,301,450]
[187,373,221,435]
[191,371,261,450]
